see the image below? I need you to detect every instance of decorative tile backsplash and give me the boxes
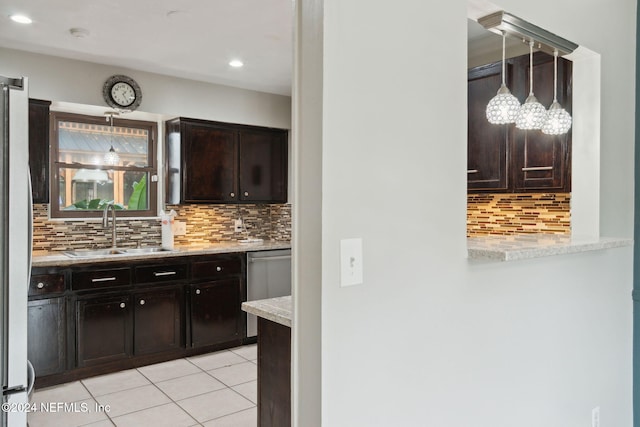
[32,203,291,252]
[467,193,570,237]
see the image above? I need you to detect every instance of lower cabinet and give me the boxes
[190,279,242,348]
[76,294,132,367]
[28,298,66,376]
[133,286,183,355]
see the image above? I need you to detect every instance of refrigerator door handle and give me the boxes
[2,384,26,396]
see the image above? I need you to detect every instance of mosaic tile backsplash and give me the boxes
[32,203,291,252]
[467,193,570,237]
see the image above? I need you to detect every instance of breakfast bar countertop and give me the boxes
[467,234,632,262]
[242,295,292,328]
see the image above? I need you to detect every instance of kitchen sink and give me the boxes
[63,247,174,258]
[63,248,127,258]
[121,247,174,254]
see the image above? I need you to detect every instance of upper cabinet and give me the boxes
[29,99,51,203]
[166,118,288,204]
[467,52,571,193]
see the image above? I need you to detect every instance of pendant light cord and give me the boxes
[501,31,506,86]
[552,50,558,102]
[528,40,534,96]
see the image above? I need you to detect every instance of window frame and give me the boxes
[50,111,158,219]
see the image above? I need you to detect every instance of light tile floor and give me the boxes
[27,345,258,427]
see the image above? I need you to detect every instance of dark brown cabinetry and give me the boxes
[28,99,51,203]
[28,269,67,378]
[166,118,288,204]
[28,298,66,376]
[467,61,511,192]
[189,254,244,348]
[76,294,132,367]
[31,253,248,388]
[467,52,571,193]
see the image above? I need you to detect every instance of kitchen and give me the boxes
[1,0,637,426]
[1,0,294,426]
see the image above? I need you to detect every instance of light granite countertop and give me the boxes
[32,240,291,267]
[242,296,292,328]
[467,234,632,261]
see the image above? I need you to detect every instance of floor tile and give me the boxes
[94,384,171,418]
[82,369,151,397]
[202,407,257,427]
[231,380,257,404]
[31,381,91,405]
[137,358,201,383]
[155,372,226,401]
[208,362,257,387]
[177,388,254,423]
[187,350,246,371]
[27,398,109,427]
[230,344,257,361]
[111,402,196,427]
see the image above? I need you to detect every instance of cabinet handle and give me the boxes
[522,166,553,171]
[36,282,45,289]
[244,191,249,197]
[216,266,223,272]
[467,169,479,174]
[120,302,126,309]
[92,277,117,283]
[230,192,235,197]
[153,271,176,277]
[139,299,145,305]
[195,289,201,295]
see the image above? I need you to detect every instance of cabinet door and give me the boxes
[29,99,51,203]
[511,53,572,192]
[190,279,241,348]
[28,298,66,376]
[239,129,288,202]
[134,286,183,355]
[467,62,510,192]
[183,122,238,202]
[76,294,132,367]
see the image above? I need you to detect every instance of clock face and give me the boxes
[103,75,142,111]
[110,82,136,107]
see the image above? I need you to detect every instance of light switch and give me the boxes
[172,220,187,236]
[340,238,363,287]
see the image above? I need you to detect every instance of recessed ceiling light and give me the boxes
[10,14,32,24]
[229,60,244,68]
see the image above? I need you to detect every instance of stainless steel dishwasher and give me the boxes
[246,249,292,338]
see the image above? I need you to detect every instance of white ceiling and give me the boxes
[0,0,294,96]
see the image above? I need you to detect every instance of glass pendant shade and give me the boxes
[486,31,520,124]
[486,84,521,124]
[541,50,572,135]
[103,146,120,165]
[516,94,547,129]
[516,41,546,130]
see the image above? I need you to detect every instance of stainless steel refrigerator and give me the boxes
[1,75,32,427]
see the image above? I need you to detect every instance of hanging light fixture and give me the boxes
[541,50,572,135]
[103,111,120,166]
[486,31,521,124]
[515,41,547,130]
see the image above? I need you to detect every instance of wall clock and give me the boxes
[102,75,142,111]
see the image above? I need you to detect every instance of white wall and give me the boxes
[0,47,291,129]
[297,0,635,426]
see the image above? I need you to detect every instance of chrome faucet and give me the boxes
[102,203,117,248]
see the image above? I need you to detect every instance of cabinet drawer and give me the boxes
[135,263,188,284]
[29,273,65,296]
[72,268,131,291]
[192,256,242,280]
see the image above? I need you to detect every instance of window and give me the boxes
[50,112,158,218]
